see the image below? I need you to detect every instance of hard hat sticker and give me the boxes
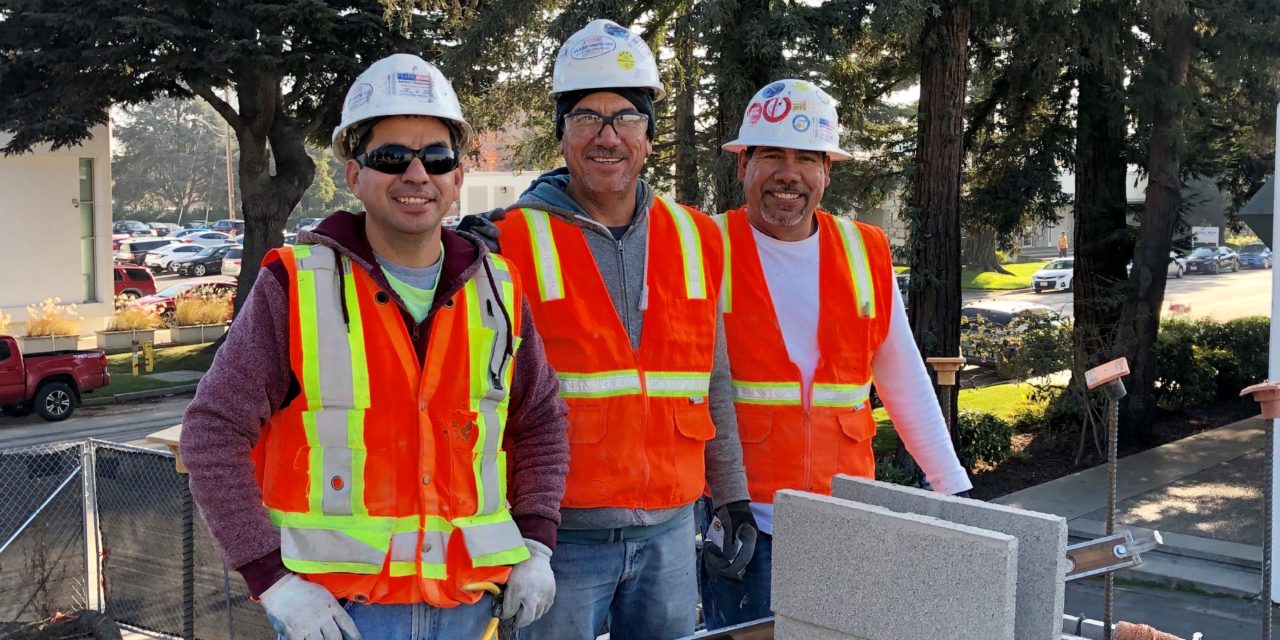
[394,71,435,99]
[746,102,763,125]
[792,115,811,132]
[794,81,814,92]
[347,83,373,110]
[571,36,617,60]
[762,97,791,123]
[791,101,808,113]
[603,23,632,38]
[817,117,838,142]
[617,50,636,70]
[816,90,832,104]
[762,82,787,98]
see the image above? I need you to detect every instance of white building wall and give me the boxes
[0,124,113,331]
[458,171,538,216]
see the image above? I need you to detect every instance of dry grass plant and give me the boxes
[24,298,81,337]
[174,291,233,326]
[0,309,10,335]
[106,295,160,331]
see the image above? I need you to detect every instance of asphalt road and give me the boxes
[1066,579,1275,638]
[964,265,1274,322]
[0,394,190,450]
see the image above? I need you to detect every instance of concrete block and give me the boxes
[774,615,864,639]
[772,490,1018,640]
[831,475,1068,640]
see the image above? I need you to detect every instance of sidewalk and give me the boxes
[995,414,1269,597]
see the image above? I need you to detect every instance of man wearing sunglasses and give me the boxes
[464,19,753,640]
[180,54,569,639]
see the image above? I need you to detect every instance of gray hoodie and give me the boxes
[504,168,749,530]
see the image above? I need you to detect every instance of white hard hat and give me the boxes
[551,19,665,101]
[331,54,474,161]
[723,79,851,161]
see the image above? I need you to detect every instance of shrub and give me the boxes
[1011,386,1089,437]
[957,410,1014,471]
[1153,316,1268,408]
[174,291,232,326]
[105,296,160,331]
[875,460,921,488]
[0,309,9,335]
[24,298,80,337]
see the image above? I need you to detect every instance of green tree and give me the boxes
[0,0,447,313]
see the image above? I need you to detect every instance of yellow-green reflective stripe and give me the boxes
[523,209,564,301]
[662,197,707,300]
[713,214,732,313]
[731,381,803,405]
[284,559,382,574]
[557,370,643,398]
[296,268,322,409]
[812,382,873,408]
[834,218,876,318]
[645,371,711,397]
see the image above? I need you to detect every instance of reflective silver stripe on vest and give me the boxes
[460,518,525,559]
[557,371,644,397]
[389,531,420,564]
[644,372,711,398]
[811,383,873,408]
[280,527,386,567]
[731,382,803,404]
[474,256,512,517]
[314,410,355,515]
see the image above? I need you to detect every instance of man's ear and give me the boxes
[345,159,362,197]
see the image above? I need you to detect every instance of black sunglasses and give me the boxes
[356,144,459,175]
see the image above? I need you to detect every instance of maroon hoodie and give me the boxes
[180,211,569,597]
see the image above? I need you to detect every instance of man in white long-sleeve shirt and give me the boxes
[699,78,972,629]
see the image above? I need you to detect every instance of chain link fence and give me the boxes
[0,440,272,639]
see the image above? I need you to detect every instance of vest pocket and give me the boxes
[837,411,878,442]
[568,404,609,444]
[836,411,877,480]
[736,411,773,444]
[673,403,715,441]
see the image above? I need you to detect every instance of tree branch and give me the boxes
[189,83,244,132]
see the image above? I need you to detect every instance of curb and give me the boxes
[82,383,200,407]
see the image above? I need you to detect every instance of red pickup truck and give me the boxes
[0,335,111,421]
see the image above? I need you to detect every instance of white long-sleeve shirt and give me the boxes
[746,225,972,535]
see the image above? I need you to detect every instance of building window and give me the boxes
[79,158,97,302]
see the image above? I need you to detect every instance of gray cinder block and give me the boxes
[774,615,864,639]
[832,475,1068,640]
[772,490,1018,640]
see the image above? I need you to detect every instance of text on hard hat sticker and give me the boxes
[762,97,791,123]
[792,115,811,132]
[603,23,631,38]
[617,51,636,70]
[347,83,373,110]
[747,103,763,124]
[762,82,787,98]
[394,72,434,99]
[571,36,616,60]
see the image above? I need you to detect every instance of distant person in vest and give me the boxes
[456,19,753,640]
[1058,231,1070,257]
[179,54,570,639]
[699,79,973,629]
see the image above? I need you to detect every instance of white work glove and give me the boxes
[259,573,362,640]
[502,539,555,628]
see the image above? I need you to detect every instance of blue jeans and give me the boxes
[519,507,698,640]
[697,497,773,629]
[320,597,493,640]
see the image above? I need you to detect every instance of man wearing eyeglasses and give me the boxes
[180,54,569,639]
[465,19,753,640]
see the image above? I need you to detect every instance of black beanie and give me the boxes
[554,87,656,140]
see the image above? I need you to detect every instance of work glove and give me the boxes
[703,500,758,581]
[455,209,506,253]
[259,573,361,640]
[502,539,555,628]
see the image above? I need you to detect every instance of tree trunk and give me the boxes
[1071,0,1131,416]
[673,15,700,206]
[962,225,1013,274]
[1118,13,1196,441]
[898,0,971,477]
[710,0,774,215]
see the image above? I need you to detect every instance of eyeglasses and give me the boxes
[355,144,459,175]
[562,110,650,138]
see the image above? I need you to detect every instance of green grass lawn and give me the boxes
[103,343,215,395]
[872,381,1036,455]
[960,261,1046,290]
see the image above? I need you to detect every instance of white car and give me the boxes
[184,231,235,247]
[221,246,244,277]
[145,244,205,272]
[1032,258,1073,294]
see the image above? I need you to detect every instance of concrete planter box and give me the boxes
[170,323,228,344]
[95,329,157,351]
[18,335,79,353]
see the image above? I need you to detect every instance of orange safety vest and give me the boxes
[252,244,530,606]
[716,207,894,503]
[494,197,722,510]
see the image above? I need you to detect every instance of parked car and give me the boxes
[283,233,298,245]
[961,300,1063,366]
[174,244,236,277]
[145,244,205,273]
[209,219,246,234]
[182,231,235,247]
[115,238,181,265]
[1126,251,1185,279]
[110,233,132,251]
[1184,246,1239,274]
[112,220,155,237]
[113,265,157,299]
[293,217,323,233]
[221,247,244,277]
[133,281,237,327]
[1237,243,1273,269]
[0,335,110,421]
[147,222,182,237]
[1032,258,1074,293]
[172,227,210,239]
